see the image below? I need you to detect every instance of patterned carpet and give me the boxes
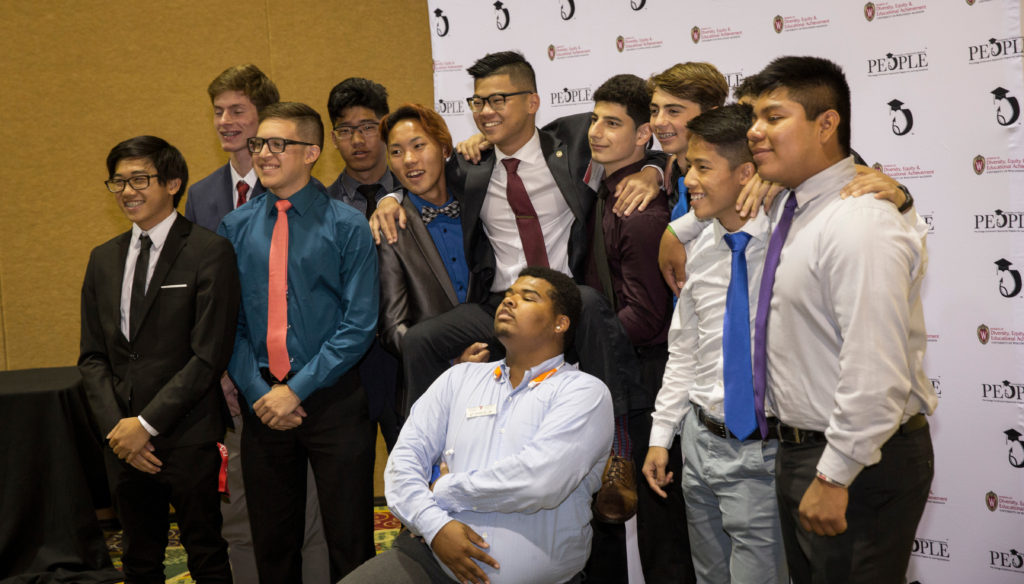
[104,506,401,583]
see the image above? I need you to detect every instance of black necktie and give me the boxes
[130,235,152,339]
[356,184,381,220]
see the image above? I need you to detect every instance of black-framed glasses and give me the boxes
[247,137,315,154]
[332,122,380,141]
[466,91,533,112]
[105,174,159,193]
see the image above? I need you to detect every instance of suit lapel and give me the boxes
[403,196,459,306]
[458,154,496,253]
[130,214,191,341]
[540,130,586,222]
[217,164,236,218]
[115,232,132,342]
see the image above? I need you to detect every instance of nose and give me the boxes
[748,119,765,141]
[651,110,666,128]
[351,130,366,145]
[402,148,417,166]
[683,164,698,190]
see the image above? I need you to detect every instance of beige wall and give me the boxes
[0,0,433,370]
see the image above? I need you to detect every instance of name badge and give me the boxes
[466,404,497,419]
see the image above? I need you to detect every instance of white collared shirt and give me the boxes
[767,157,935,485]
[119,211,177,436]
[482,128,574,291]
[229,163,257,208]
[650,213,771,448]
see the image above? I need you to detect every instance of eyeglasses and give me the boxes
[332,122,380,141]
[247,137,315,154]
[105,174,160,193]
[466,91,533,113]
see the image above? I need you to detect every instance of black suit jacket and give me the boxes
[447,125,592,300]
[78,214,241,449]
[377,195,478,355]
[184,163,266,231]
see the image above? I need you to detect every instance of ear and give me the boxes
[165,177,182,196]
[527,91,541,115]
[817,110,840,145]
[304,144,322,165]
[554,314,570,334]
[635,122,652,147]
[735,161,756,186]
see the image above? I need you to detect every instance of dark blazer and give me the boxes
[78,214,241,449]
[378,195,477,355]
[448,124,592,300]
[184,163,266,231]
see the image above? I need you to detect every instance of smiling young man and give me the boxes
[217,102,380,582]
[80,136,240,584]
[342,267,612,584]
[744,57,935,583]
[642,104,788,584]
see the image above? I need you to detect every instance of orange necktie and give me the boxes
[267,199,292,381]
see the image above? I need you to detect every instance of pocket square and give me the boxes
[160,283,188,289]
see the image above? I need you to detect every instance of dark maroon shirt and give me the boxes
[585,160,673,347]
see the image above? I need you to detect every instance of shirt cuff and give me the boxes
[137,415,158,437]
[649,420,679,449]
[431,473,463,513]
[640,163,666,186]
[817,442,865,486]
[383,190,404,205]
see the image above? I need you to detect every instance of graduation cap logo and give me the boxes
[864,2,876,22]
[631,0,647,10]
[995,258,1023,298]
[977,323,990,345]
[888,99,914,136]
[991,87,1021,126]
[493,1,510,31]
[986,490,999,512]
[1005,428,1024,468]
[560,0,575,21]
[433,9,449,37]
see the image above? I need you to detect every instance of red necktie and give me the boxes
[236,180,250,207]
[267,199,292,381]
[501,158,549,267]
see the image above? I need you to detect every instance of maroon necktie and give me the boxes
[501,158,549,267]
[236,180,250,207]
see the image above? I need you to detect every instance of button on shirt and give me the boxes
[482,129,575,291]
[385,355,613,584]
[650,213,771,448]
[766,157,935,485]
[217,181,379,406]
[409,190,469,303]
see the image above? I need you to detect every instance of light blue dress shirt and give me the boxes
[385,355,613,584]
[217,180,379,406]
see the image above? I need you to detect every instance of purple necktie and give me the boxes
[752,191,798,438]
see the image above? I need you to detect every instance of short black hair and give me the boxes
[686,104,755,169]
[106,136,189,207]
[517,266,581,351]
[732,73,760,102]
[259,101,325,149]
[467,51,537,92]
[327,77,389,125]
[748,56,851,155]
[593,73,650,129]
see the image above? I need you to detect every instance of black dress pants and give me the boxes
[107,443,231,584]
[240,370,376,583]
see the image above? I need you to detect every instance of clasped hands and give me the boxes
[253,384,306,430]
[108,417,161,474]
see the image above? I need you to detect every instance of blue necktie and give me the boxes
[723,231,756,439]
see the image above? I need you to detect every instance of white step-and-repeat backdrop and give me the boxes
[425,1,1024,581]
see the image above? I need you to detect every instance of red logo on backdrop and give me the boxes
[986,491,999,511]
[872,162,884,171]
[616,35,624,52]
[548,44,556,61]
[691,26,701,44]
[978,324,991,344]
[974,154,987,175]
[773,15,784,34]
[865,2,876,21]
[966,0,976,5]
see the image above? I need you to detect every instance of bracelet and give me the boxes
[816,471,847,488]
[896,185,914,214]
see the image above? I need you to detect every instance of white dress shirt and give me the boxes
[483,128,574,291]
[767,157,936,485]
[119,210,177,435]
[229,164,257,208]
[650,213,771,448]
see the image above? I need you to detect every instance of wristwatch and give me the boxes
[896,185,914,214]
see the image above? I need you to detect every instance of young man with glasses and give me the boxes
[80,135,240,584]
[217,103,380,583]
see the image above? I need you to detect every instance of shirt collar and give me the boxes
[711,210,771,247]
[339,168,397,198]
[407,188,455,212]
[229,163,257,190]
[266,180,318,217]
[792,155,856,208]
[495,128,543,165]
[494,353,567,392]
[131,211,177,252]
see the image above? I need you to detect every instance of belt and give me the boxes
[259,367,295,385]
[694,404,779,441]
[776,413,928,445]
